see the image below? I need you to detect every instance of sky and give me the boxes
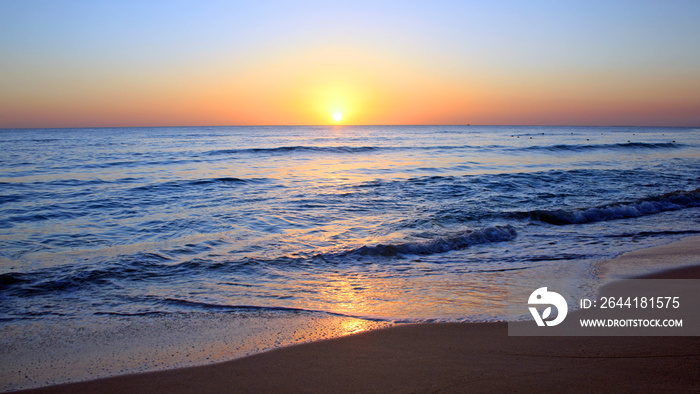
[1,0,699,128]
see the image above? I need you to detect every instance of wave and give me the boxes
[152,141,689,159]
[205,145,382,156]
[130,176,269,192]
[514,142,683,153]
[159,298,387,321]
[0,225,518,301]
[602,229,700,238]
[94,298,327,316]
[186,177,268,186]
[203,144,512,157]
[350,225,517,256]
[92,299,393,322]
[523,188,700,225]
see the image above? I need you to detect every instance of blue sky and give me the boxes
[1,0,699,127]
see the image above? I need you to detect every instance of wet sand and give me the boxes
[19,237,700,393]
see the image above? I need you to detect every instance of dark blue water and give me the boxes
[1,125,699,323]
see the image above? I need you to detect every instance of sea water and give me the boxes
[1,125,699,389]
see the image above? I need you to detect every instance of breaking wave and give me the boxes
[350,225,517,256]
[0,225,518,304]
[524,189,700,225]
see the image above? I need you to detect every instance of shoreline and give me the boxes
[595,235,700,280]
[14,236,700,393]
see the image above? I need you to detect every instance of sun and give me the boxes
[332,112,343,122]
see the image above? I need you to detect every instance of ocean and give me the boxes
[1,125,699,389]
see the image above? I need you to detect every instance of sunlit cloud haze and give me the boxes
[1,0,699,127]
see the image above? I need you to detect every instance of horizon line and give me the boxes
[2,123,698,131]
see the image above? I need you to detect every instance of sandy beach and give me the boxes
[16,236,700,393]
[23,320,700,393]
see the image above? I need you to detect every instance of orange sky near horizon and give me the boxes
[1,1,699,128]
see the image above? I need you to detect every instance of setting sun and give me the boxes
[332,112,343,122]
